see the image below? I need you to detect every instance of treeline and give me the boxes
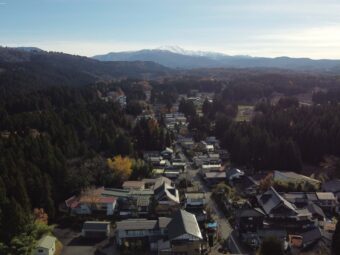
[211,98,340,171]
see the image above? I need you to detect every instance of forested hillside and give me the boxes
[0,83,171,253]
[0,47,172,88]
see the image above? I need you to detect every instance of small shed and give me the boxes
[81,221,111,239]
[34,235,56,255]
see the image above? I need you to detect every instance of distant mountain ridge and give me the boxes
[0,46,173,87]
[93,47,340,72]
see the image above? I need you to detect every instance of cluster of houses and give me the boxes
[61,173,214,254]
[164,112,188,131]
[98,88,127,108]
[41,88,340,255]
[228,170,340,254]
[143,147,187,180]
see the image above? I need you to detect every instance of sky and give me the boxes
[0,0,340,59]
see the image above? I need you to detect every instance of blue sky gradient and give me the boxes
[1,0,340,58]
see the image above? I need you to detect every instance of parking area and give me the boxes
[53,227,118,255]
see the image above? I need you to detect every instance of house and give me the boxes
[154,182,180,216]
[306,203,325,221]
[237,176,260,196]
[115,217,171,251]
[178,137,195,149]
[283,192,338,213]
[205,136,220,147]
[201,141,214,152]
[217,149,229,161]
[204,172,226,187]
[165,210,204,255]
[226,168,245,182]
[65,188,117,216]
[322,179,340,202]
[256,187,316,230]
[184,193,207,224]
[143,176,173,190]
[315,192,338,212]
[273,170,321,188]
[171,158,187,170]
[161,147,174,160]
[122,181,145,190]
[257,187,301,218]
[236,208,265,234]
[185,192,206,208]
[81,221,111,239]
[107,89,126,108]
[163,167,181,179]
[300,227,323,248]
[34,235,56,255]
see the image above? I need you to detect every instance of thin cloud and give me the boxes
[0,2,7,5]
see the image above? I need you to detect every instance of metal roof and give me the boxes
[82,221,110,231]
[316,192,336,200]
[36,235,56,249]
[116,219,158,230]
[167,209,202,240]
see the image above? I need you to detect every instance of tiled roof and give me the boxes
[257,187,297,215]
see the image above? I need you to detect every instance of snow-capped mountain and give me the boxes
[156,45,228,59]
[92,47,340,71]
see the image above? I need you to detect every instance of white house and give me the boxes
[34,235,56,255]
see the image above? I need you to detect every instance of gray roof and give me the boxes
[185,192,205,200]
[116,219,158,230]
[257,187,297,215]
[322,179,340,193]
[237,208,265,218]
[158,217,172,229]
[226,168,244,178]
[102,188,129,197]
[167,209,202,240]
[83,221,110,231]
[154,182,180,203]
[316,192,336,200]
[306,203,325,218]
[301,227,322,244]
[116,217,171,231]
[204,172,226,179]
[273,171,321,184]
[102,188,153,198]
[154,176,173,190]
[257,229,287,239]
[36,235,56,249]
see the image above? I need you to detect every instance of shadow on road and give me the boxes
[68,236,106,246]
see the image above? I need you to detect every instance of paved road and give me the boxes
[177,144,246,254]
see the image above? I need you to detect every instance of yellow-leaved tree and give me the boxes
[107,155,132,181]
